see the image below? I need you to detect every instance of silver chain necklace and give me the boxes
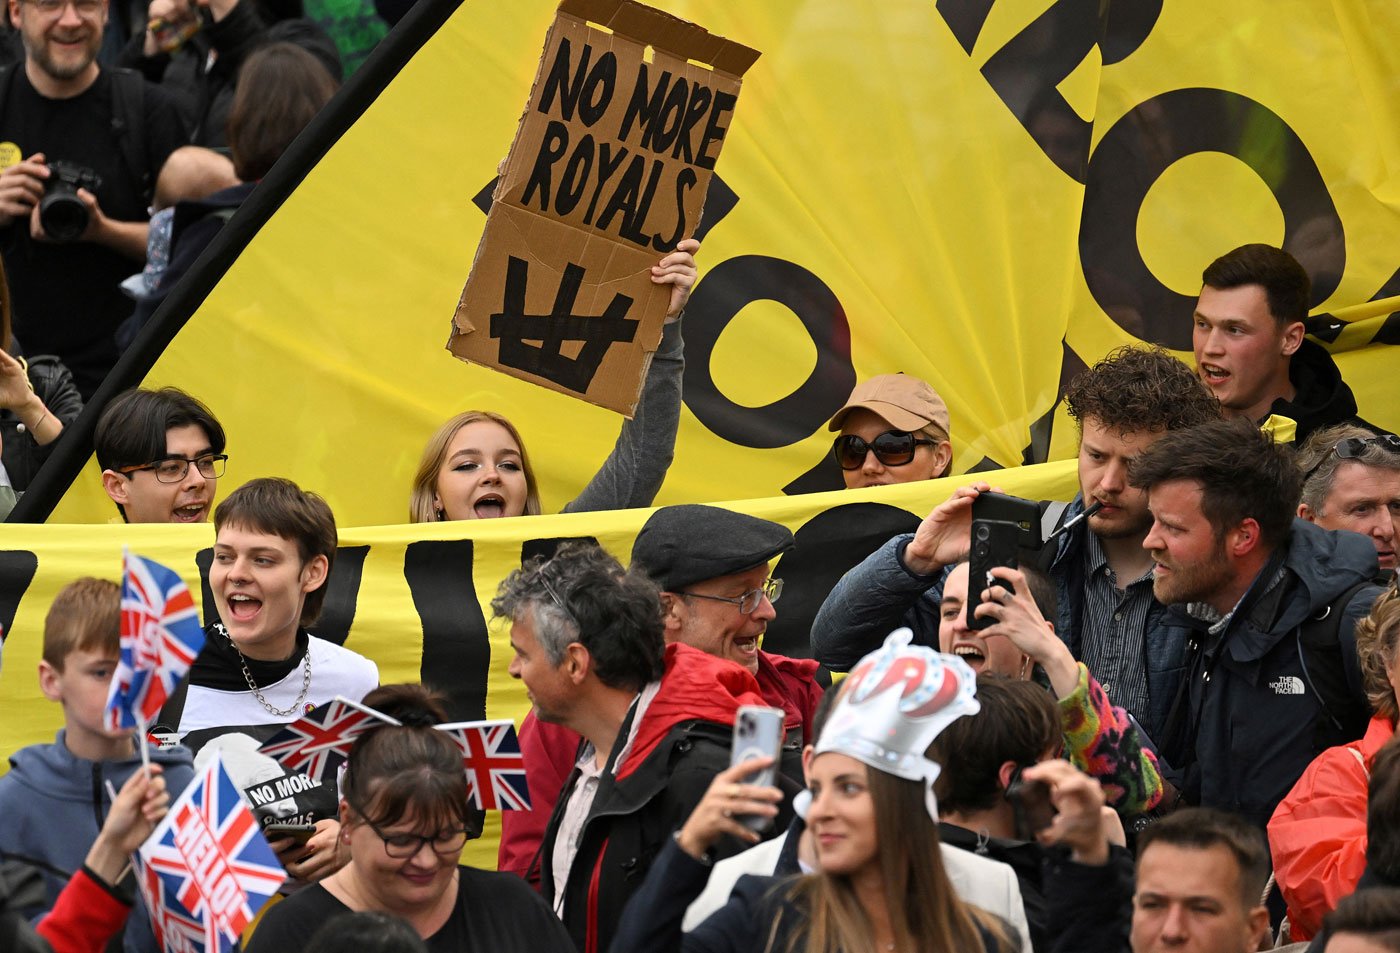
[216,622,312,717]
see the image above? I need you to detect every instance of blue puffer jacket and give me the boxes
[1160,518,1381,828]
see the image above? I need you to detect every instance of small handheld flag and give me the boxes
[436,720,530,811]
[105,551,206,736]
[137,752,286,952]
[257,696,399,784]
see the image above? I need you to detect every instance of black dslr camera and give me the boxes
[38,161,102,242]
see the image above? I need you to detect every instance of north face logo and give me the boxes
[1270,676,1305,696]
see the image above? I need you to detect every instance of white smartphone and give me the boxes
[730,705,785,832]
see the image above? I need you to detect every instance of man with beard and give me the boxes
[0,0,186,398]
[1130,417,1383,826]
[811,346,1220,743]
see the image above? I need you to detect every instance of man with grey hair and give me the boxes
[1296,424,1400,576]
[493,542,779,953]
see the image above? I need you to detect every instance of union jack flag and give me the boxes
[257,696,399,783]
[105,552,206,731]
[436,720,530,811]
[138,753,286,952]
[135,851,204,953]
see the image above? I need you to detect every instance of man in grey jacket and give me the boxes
[810,346,1220,742]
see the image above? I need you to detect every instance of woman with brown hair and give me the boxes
[1269,584,1399,942]
[244,683,573,953]
[610,632,1018,953]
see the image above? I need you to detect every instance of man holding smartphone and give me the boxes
[811,346,1221,744]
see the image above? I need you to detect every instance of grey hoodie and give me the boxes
[0,730,196,953]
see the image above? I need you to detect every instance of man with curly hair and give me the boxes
[811,346,1220,744]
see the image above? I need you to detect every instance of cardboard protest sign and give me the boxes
[450,0,759,416]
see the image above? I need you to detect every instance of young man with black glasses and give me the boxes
[828,373,953,488]
[812,346,1221,746]
[96,385,226,522]
[1296,424,1400,576]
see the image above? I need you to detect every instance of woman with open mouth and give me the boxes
[408,240,698,524]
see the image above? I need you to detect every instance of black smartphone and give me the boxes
[967,519,1023,631]
[1005,766,1056,838]
[966,492,1040,631]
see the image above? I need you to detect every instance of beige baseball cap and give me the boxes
[828,373,951,434]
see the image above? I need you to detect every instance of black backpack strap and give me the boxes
[1296,579,1377,739]
[106,67,152,205]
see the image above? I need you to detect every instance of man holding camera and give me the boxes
[0,0,186,398]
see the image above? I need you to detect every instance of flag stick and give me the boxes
[136,713,152,774]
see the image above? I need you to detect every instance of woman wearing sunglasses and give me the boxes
[828,374,953,489]
[245,684,573,953]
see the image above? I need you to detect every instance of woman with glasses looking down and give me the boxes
[828,374,954,489]
[408,240,698,523]
[245,683,573,953]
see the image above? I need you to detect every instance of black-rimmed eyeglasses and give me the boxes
[118,453,228,483]
[832,431,935,470]
[680,577,783,614]
[350,804,469,859]
[1302,434,1400,484]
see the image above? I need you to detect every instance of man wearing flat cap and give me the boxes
[829,373,954,489]
[630,504,827,746]
[496,505,824,883]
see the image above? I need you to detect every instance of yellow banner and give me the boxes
[0,464,1075,864]
[25,0,1397,527]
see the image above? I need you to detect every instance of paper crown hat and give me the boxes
[812,629,980,818]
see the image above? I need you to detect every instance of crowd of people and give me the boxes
[0,2,1398,941]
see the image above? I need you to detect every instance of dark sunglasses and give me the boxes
[1302,433,1400,483]
[832,430,935,470]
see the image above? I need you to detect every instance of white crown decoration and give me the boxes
[813,629,980,816]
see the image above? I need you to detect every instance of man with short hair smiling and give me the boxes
[0,0,187,397]
[1130,417,1383,826]
[1193,243,1378,444]
[95,386,225,523]
[1296,424,1400,576]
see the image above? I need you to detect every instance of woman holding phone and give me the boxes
[245,684,572,953]
[609,632,1018,953]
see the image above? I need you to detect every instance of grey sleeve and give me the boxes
[809,534,946,671]
[564,319,684,515]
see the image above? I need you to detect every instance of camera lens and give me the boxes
[38,191,89,243]
[975,524,990,541]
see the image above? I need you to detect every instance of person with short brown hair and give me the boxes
[159,477,377,888]
[1193,243,1381,443]
[0,577,195,953]
[1130,417,1384,827]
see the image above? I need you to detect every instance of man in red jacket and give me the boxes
[492,542,782,953]
[496,507,824,883]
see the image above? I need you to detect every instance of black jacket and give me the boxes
[540,645,781,953]
[1272,339,1388,444]
[1161,519,1382,827]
